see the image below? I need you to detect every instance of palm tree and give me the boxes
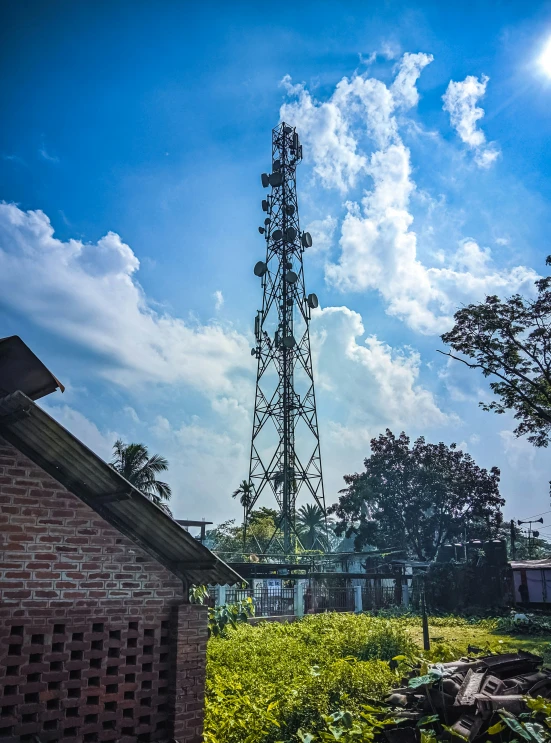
[296,503,333,551]
[111,440,172,509]
[232,480,254,548]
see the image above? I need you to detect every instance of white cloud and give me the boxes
[310,304,452,498]
[312,305,449,430]
[281,63,537,334]
[304,215,337,255]
[149,414,249,521]
[280,75,368,192]
[40,402,117,462]
[325,142,536,333]
[442,74,500,168]
[390,52,433,109]
[123,406,141,424]
[280,53,432,194]
[39,145,59,164]
[213,290,224,311]
[0,203,251,394]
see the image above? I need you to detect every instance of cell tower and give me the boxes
[247,122,325,553]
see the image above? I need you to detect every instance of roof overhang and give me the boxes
[0,390,243,587]
[0,336,64,400]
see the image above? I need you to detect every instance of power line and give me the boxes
[520,509,551,520]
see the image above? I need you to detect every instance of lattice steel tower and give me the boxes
[248,122,325,553]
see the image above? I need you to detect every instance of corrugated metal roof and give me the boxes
[0,390,243,587]
[0,336,64,400]
[511,559,551,570]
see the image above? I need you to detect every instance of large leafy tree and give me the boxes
[111,440,172,508]
[330,430,504,560]
[441,256,551,447]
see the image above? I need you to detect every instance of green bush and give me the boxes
[205,613,414,743]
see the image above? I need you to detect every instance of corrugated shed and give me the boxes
[0,390,243,587]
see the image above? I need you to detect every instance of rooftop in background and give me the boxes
[0,335,64,400]
[511,559,551,570]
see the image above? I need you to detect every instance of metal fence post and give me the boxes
[354,585,363,613]
[294,582,304,618]
[402,581,409,607]
[218,584,226,606]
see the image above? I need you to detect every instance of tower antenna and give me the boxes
[247,122,326,553]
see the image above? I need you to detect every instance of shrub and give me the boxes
[205,613,414,742]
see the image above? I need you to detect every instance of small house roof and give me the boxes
[0,336,64,400]
[511,559,551,570]
[0,390,243,586]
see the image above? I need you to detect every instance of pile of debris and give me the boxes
[385,651,551,742]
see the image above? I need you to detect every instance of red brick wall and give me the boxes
[0,437,208,743]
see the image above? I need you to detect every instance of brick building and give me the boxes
[0,336,241,742]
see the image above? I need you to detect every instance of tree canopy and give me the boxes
[205,508,283,558]
[330,430,504,560]
[441,256,551,447]
[111,439,171,509]
[296,504,333,551]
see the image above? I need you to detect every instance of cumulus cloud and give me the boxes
[280,75,368,192]
[310,305,452,496]
[281,60,537,334]
[313,305,449,431]
[442,74,500,168]
[280,53,432,193]
[0,203,251,394]
[304,215,338,255]
[213,290,224,311]
[391,52,434,109]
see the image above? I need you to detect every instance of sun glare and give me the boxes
[539,37,551,77]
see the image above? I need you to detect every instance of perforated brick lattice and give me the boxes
[0,618,172,742]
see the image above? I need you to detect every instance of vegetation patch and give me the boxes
[205,613,551,743]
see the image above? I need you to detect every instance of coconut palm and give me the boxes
[232,480,254,548]
[111,440,172,509]
[296,503,333,551]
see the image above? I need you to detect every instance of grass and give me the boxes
[403,616,551,657]
[204,613,551,743]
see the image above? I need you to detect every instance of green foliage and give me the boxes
[330,430,504,559]
[206,612,551,742]
[208,598,255,638]
[205,508,284,558]
[496,612,551,635]
[110,439,171,506]
[189,584,209,604]
[441,254,551,448]
[205,613,415,743]
[296,504,334,551]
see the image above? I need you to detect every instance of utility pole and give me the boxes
[247,122,326,553]
[510,519,516,560]
[518,518,543,559]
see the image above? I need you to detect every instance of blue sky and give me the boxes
[1,0,551,532]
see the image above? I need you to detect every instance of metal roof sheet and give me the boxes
[0,390,243,587]
[0,336,64,400]
[511,559,551,570]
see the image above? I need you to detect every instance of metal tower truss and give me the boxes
[248,122,325,552]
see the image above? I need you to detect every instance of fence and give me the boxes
[361,584,397,610]
[209,579,409,618]
[305,583,355,613]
